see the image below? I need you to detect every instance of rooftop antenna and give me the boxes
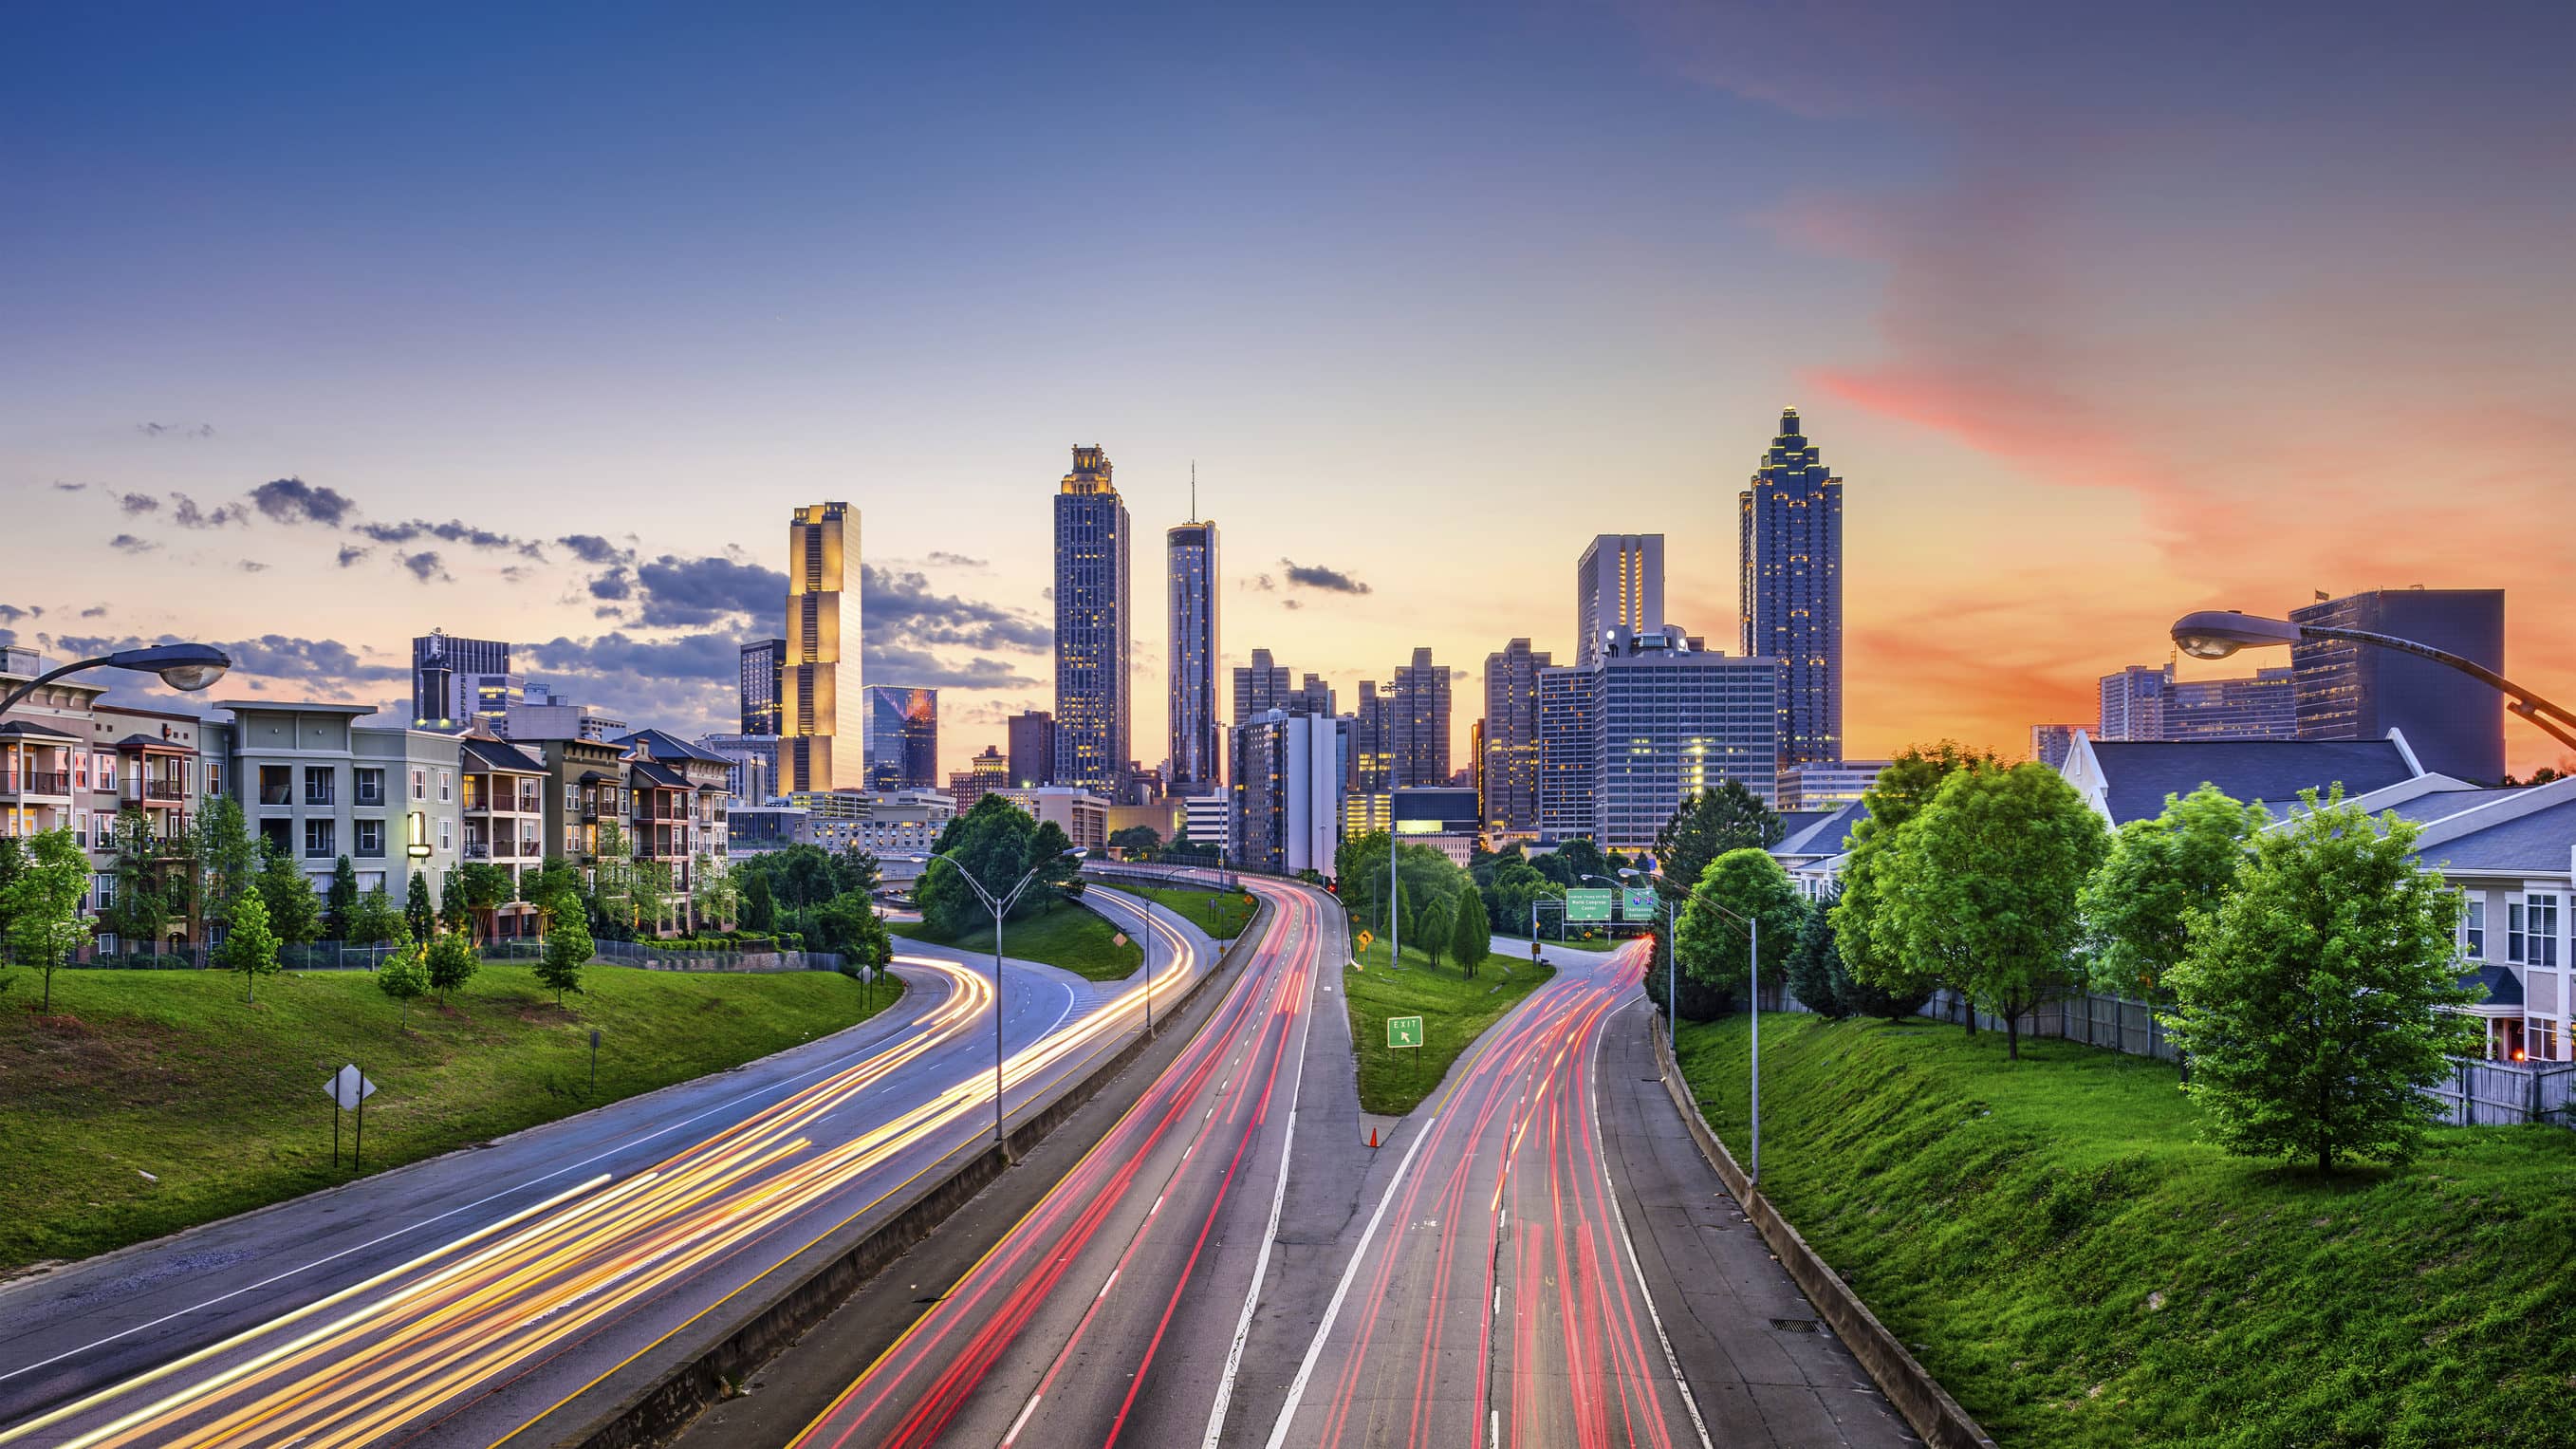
[1190,461,1198,523]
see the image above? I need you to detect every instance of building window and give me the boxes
[258,765,292,807]
[359,870,385,893]
[305,766,335,806]
[2528,895,2562,969]
[97,754,118,792]
[305,817,336,859]
[355,768,384,806]
[437,770,452,803]
[95,872,114,912]
[411,768,427,802]
[2463,900,2486,959]
[438,817,453,853]
[355,818,384,858]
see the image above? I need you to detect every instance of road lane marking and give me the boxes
[1595,994,1713,1449]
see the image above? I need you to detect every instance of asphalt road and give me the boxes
[0,885,1205,1449]
[779,874,1346,1449]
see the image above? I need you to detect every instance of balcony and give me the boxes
[9,771,69,796]
[139,779,185,803]
[464,842,492,860]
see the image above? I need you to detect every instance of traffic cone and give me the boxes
[1368,1127,1380,1149]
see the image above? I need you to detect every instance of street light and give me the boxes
[2172,609,2576,754]
[0,642,232,715]
[1626,864,1766,1188]
[911,845,1084,1152]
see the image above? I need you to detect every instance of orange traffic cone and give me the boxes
[1367,1127,1380,1149]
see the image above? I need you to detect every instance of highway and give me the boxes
[0,885,1207,1449]
[782,874,1341,1449]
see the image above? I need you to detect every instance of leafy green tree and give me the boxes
[523,857,584,914]
[1832,742,1995,1013]
[218,886,281,1004]
[591,821,636,937]
[404,870,436,944]
[438,865,473,936]
[919,795,1042,938]
[632,859,676,936]
[324,855,360,939]
[192,794,259,935]
[1881,763,2107,1059]
[766,843,838,910]
[425,929,478,1000]
[831,845,883,900]
[691,854,740,933]
[740,869,777,933]
[2081,784,2269,999]
[1108,825,1162,860]
[536,913,592,1005]
[1550,837,1611,885]
[810,891,891,967]
[1026,820,1082,901]
[1657,781,1786,902]
[453,862,515,940]
[377,929,428,1018]
[344,885,403,945]
[255,837,323,949]
[1783,895,1846,1018]
[100,811,173,950]
[1675,847,1804,1012]
[1416,891,1455,967]
[5,829,93,1011]
[1449,884,1492,976]
[1481,857,1563,938]
[2161,789,2481,1172]
[0,836,25,957]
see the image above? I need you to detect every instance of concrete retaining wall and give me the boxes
[1651,1016,1996,1449]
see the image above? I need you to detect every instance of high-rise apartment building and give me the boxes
[1230,709,1347,875]
[410,632,515,732]
[1482,638,1549,832]
[1052,446,1130,793]
[1232,648,1331,721]
[782,503,852,792]
[2029,724,2079,771]
[1007,710,1055,788]
[739,639,785,735]
[2097,664,2171,742]
[1538,626,1782,849]
[1391,648,1451,788]
[1167,516,1221,790]
[1574,536,1663,668]
[2097,662,2298,743]
[1351,681,1394,793]
[862,685,938,791]
[2291,587,2507,783]
[1739,408,1845,767]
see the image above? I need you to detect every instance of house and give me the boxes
[2056,730,2424,826]
[458,731,549,939]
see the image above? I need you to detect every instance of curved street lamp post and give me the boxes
[0,643,232,716]
[1623,864,1764,1188]
[2172,610,2576,755]
[911,846,1083,1151]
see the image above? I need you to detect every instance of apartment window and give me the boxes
[305,817,336,859]
[260,765,292,807]
[358,870,385,893]
[72,754,88,790]
[94,872,114,912]
[437,817,453,853]
[305,766,335,806]
[437,770,452,804]
[2463,900,2486,959]
[411,768,427,802]
[96,754,118,792]
[72,810,88,848]
[2528,895,2562,969]
[206,761,223,797]
[355,818,384,858]
[355,768,384,806]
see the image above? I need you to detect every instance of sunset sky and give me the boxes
[6,3,2570,778]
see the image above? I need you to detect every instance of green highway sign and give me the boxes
[1387,1015,1424,1049]
[1623,887,1659,920]
[1566,888,1615,922]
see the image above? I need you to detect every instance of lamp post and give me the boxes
[1627,864,1765,1187]
[2171,609,2576,754]
[0,642,232,716]
[912,846,1083,1151]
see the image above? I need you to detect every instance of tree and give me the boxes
[2161,789,2481,1172]
[453,862,516,941]
[1783,895,1846,1018]
[1108,825,1162,861]
[377,929,428,1018]
[1026,820,1083,902]
[830,845,883,900]
[324,855,360,939]
[192,794,259,935]
[918,796,1039,938]
[632,860,676,936]
[1831,742,1995,1014]
[1417,891,1455,967]
[344,885,403,946]
[740,869,777,933]
[2081,784,2269,999]
[100,811,173,950]
[764,843,838,910]
[404,870,436,944]
[438,865,473,936]
[1674,847,1804,1011]
[691,853,740,933]
[591,821,636,937]
[5,829,93,1011]
[1881,763,2108,1059]
[1657,781,1787,901]
[425,929,478,1001]
[810,891,891,966]
[255,837,322,950]
[217,885,281,1004]
[1811,885,1928,1021]
[1449,884,1492,976]
[536,913,592,1005]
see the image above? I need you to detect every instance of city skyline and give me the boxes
[6,4,2568,780]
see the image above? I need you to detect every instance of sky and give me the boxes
[5,1,2571,779]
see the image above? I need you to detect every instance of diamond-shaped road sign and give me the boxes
[325,1064,378,1111]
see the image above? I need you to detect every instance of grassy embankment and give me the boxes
[1124,883,1259,943]
[0,964,899,1273]
[1344,936,1552,1116]
[889,898,1141,982]
[1674,1012,2576,1447]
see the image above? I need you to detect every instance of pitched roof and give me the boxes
[2465,963,2524,1009]
[2417,798,2576,875]
[2086,739,2417,825]
[460,735,547,774]
[612,728,731,765]
[1773,799,1870,859]
[0,720,81,739]
[627,758,692,790]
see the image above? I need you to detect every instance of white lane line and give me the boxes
[1595,994,1714,1449]
[1261,1107,1441,1449]
[1002,1390,1043,1445]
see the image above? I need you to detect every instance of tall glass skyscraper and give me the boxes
[862,684,938,790]
[1739,408,1844,767]
[1167,513,1221,791]
[1482,637,1550,831]
[739,639,784,735]
[783,503,852,792]
[2291,588,2506,783]
[1573,536,1662,667]
[1052,446,1130,793]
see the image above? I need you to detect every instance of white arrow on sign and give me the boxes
[325,1064,378,1111]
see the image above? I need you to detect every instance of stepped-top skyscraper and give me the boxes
[1052,446,1130,793]
[1739,408,1844,767]
[1167,487,1221,791]
[1574,536,1663,667]
[783,502,852,792]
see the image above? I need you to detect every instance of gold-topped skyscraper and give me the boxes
[783,502,853,791]
[1052,447,1129,794]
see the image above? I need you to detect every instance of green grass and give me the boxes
[889,899,1142,982]
[0,964,899,1273]
[1126,885,1259,942]
[1673,1012,2576,1447]
[1343,936,1553,1116]
[1499,930,1634,953]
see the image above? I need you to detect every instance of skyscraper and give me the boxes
[783,502,852,792]
[1168,512,1221,790]
[1574,536,1663,668]
[862,685,938,790]
[1392,647,1452,788]
[1539,626,1782,849]
[739,639,785,735]
[1739,408,1845,766]
[2291,588,2506,783]
[1007,710,1055,788]
[1230,709,1347,875]
[410,631,513,732]
[1482,638,1550,832]
[1351,680,1394,792]
[1233,648,1333,721]
[1053,446,1130,793]
[2097,664,2171,742]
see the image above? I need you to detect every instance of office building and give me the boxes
[1574,535,1663,668]
[1168,514,1221,790]
[1229,710,1345,875]
[1052,446,1130,793]
[740,639,785,735]
[1739,407,1845,767]
[696,733,780,806]
[1233,648,1335,723]
[500,697,626,743]
[2292,587,2507,784]
[1180,790,1232,854]
[2097,664,2171,742]
[2029,724,2080,771]
[1483,638,1549,832]
[776,788,954,877]
[1539,626,1783,850]
[862,684,938,791]
[1007,710,1054,788]
[2099,661,2305,744]
[1775,760,1887,810]
[1350,681,1395,792]
[410,631,515,732]
[1391,647,1451,788]
[993,786,1111,852]
[783,502,853,792]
